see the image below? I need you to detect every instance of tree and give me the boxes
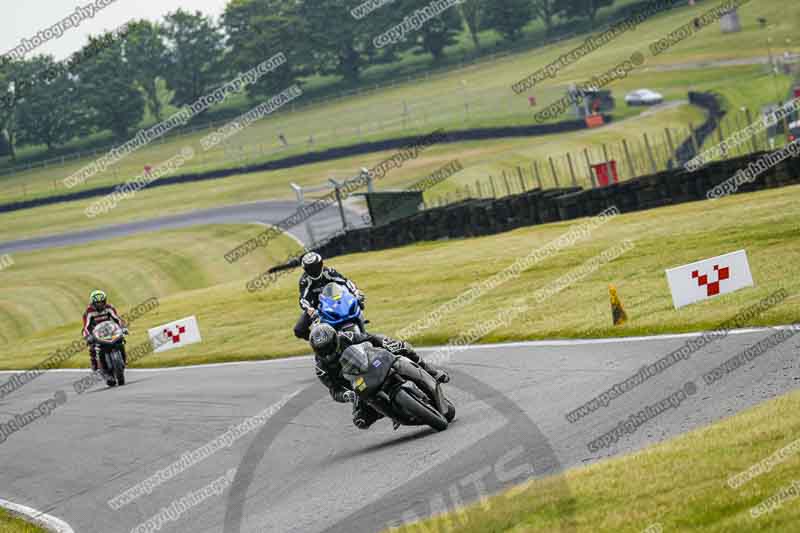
[530,0,559,35]
[0,59,41,160]
[73,33,145,139]
[402,0,464,63]
[124,20,168,121]
[297,0,387,84]
[161,9,226,107]
[560,0,615,29]
[484,0,534,42]
[16,57,89,150]
[222,0,312,99]
[460,0,486,51]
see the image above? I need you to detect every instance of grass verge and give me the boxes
[0,509,46,533]
[0,183,798,370]
[384,388,800,532]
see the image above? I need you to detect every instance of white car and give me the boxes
[625,89,664,106]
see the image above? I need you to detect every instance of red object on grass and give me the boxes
[585,114,604,128]
[528,96,537,106]
[592,161,619,187]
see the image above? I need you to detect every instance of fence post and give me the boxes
[583,148,597,188]
[665,128,675,157]
[489,175,497,198]
[643,133,658,174]
[622,139,635,179]
[517,166,526,191]
[744,108,759,153]
[566,152,578,187]
[549,157,560,188]
[476,180,483,197]
[533,161,543,189]
[502,172,512,196]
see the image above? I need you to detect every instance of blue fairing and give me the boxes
[318,285,362,327]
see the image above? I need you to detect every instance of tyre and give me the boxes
[394,389,448,431]
[111,350,125,386]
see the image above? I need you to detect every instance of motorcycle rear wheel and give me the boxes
[394,389,448,431]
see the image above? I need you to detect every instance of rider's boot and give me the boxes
[418,360,450,383]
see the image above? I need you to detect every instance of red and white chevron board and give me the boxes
[148,316,202,353]
[665,250,754,309]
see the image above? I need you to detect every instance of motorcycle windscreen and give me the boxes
[319,283,360,326]
[340,343,393,395]
[93,320,123,344]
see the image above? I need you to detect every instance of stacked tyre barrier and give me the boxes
[269,148,800,272]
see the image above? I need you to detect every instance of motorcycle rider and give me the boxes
[82,290,128,381]
[309,323,449,430]
[294,252,364,340]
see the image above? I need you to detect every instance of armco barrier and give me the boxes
[268,150,800,273]
[0,118,609,214]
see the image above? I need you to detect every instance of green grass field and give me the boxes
[385,388,800,533]
[0,0,795,207]
[0,101,705,244]
[1,183,797,370]
[0,509,45,533]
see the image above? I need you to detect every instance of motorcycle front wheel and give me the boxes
[394,389,448,432]
[111,350,125,386]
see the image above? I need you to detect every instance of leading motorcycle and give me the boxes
[316,283,367,334]
[340,342,455,432]
[92,320,127,387]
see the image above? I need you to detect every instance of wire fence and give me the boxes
[425,106,798,207]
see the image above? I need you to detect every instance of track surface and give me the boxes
[0,199,367,255]
[1,329,798,533]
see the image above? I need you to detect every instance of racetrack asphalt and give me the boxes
[1,327,798,533]
[0,199,367,255]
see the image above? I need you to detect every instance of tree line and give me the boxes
[0,0,615,160]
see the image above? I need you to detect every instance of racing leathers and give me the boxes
[82,304,127,371]
[315,331,448,429]
[294,267,362,340]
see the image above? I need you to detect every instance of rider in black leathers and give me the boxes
[310,324,449,429]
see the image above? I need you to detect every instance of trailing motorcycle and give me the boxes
[340,342,455,432]
[92,320,127,387]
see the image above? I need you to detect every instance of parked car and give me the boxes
[625,89,664,106]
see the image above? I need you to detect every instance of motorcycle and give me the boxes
[316,283,367,334]
[339,342,456,432]
[92,320,127,387]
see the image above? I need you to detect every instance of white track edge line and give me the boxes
[0,498,74,533]
[0,324,796,375]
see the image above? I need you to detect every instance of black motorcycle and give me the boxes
[340,342,455,431]
[92,320,127,387]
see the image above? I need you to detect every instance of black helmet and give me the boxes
[310,323,339,363]
[302,252,323,280]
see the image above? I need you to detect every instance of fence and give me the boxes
[426,91,798,208]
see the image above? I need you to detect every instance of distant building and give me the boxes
[720,9,742,33]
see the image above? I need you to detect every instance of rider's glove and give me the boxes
[356,291,366,308]
[84,334,95,345]
[382,338,407,354]
[122,328,129,335]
